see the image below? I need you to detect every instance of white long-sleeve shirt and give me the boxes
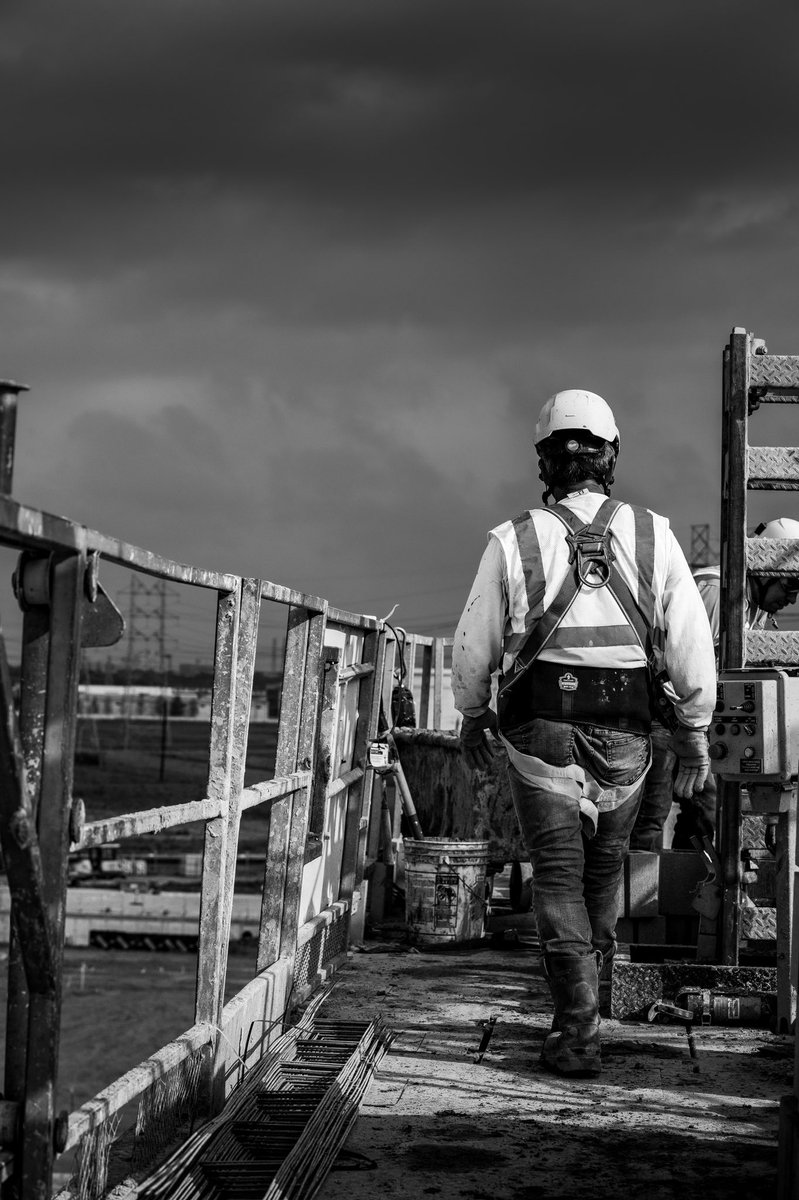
[452,490,716,731]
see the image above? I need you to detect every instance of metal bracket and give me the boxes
[690,835,723,919]
[12,551,51,610]
[690,834,723,963]
[12,550,125,646]
[69,797,85,846]
[748,387,766,415]
[80,582,125,647]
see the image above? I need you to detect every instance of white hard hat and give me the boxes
[754,517,799,539]
[535,389,620,449]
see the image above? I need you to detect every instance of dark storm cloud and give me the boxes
[2,0,799,650]
[49,396,485,624]
[3,1,798,217]
[3,0,797,338]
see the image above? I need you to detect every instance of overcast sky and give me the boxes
[2,0,799,663]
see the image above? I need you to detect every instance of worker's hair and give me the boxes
[537,435,617,506]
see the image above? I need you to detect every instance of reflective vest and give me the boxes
[491,493,661,674]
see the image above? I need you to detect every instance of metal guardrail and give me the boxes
[0,387,454,1200]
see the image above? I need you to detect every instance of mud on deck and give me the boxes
[319,911,790,1200]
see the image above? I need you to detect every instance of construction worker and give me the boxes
[631,517,799,851]
[451,389,716,1079]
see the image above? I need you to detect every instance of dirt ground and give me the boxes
[1,902,790,1198]
[318,902,792,1200]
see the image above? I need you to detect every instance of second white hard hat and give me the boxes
[535,389,620,449]
[754,517,799,539]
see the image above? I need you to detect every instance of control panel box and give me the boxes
[710,669,799,782]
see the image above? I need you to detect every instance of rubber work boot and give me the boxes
[541,952,602,1077]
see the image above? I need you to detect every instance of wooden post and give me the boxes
[307,648,342,859]
[195,586,241,1031]
[4,584,50,1119]
[418,640,433,728]
[340,626,386,943]
[0,380,29,496]
[403,633,417,721]
[278,608,326,961]
[258,605,310,969]
[432,637,444,729]
[717,328,750,964]
[258,603,327,970]
[719,329,750,670]
[197,580,259,1045]
[21,552,84,1200]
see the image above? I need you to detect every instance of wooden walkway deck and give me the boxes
[320,898,789,1200]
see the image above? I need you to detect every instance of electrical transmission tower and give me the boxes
[690,523,713,569]
[121,578,175,751]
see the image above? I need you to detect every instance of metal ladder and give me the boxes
[718,328,799,1198]
[718,326,799,959]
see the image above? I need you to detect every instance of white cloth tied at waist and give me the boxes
[500,735,650,838]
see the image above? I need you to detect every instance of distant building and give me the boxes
[77,682,280,722]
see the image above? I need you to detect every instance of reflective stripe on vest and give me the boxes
[492,513,546,636]
[633,505,656,629]
[491,499,658,670]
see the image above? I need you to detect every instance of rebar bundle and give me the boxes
[136,996,393,1200]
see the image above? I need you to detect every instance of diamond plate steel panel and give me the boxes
[746,537,799,575]
[749,355,799,388]
[740,905,777,940]
[611,961,777,1019]
[748,446,799,488]
[745,629,799,666]
[742,814,770,849]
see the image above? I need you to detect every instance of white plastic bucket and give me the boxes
[403,837,490,946]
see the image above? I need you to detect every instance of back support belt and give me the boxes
[498,662,652,735]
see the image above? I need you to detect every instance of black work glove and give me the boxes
[459,710,499,770]
[670,727,710,799]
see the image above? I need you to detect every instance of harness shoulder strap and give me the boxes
[603,503,658,666]
[502,498,622,684]
[553,499,657,667]
[549,496,621,538]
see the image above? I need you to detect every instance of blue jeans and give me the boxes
[504,718,649,958]
[628,721,674,851]
[630,720,717,851]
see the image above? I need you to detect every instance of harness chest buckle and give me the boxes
[565,529,616,589]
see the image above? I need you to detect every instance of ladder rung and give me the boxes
[745,629,799,667]
[752,390,799,405]
[746,538,799,576]
[748,446,799,489]
[749,355,799,390]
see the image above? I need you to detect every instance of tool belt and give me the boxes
[498,661,653,734]
[497,497,668,737]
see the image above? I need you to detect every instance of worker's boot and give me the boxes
[541,952,602,1078]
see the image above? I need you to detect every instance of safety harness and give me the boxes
[497,498,673,733]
